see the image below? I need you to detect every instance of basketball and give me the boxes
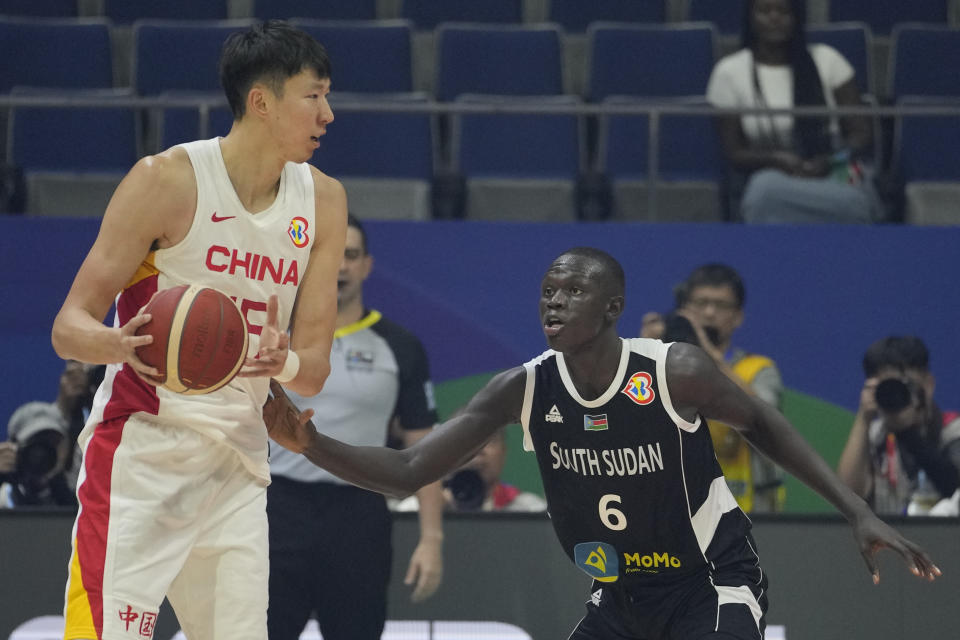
[135,284,249,395]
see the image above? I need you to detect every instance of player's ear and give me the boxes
[247,84,270,119]
[607,295,625,320]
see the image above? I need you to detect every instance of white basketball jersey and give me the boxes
[85,138,316,482]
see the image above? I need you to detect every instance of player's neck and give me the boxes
[563,333,623,401]
[217,132,285,214]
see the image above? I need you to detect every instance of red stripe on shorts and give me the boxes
[104,275,161,422]
[76,417,127,640]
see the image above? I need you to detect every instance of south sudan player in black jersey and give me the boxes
[265,247,941,640]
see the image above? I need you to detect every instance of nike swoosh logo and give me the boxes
[211,211,236,222]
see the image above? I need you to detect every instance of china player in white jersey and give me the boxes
[50,21,346,640]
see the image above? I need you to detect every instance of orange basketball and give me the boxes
[135,284,249,395]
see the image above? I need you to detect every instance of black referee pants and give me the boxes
[267,476,393,640]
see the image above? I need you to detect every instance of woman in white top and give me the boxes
[706,0,880,223]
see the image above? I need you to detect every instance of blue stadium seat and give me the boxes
[156,91,233,150]
[133,20,256,96]
[807,22,875,97]
[7,88,138,172]
[291,20,413,93]
[687,0,744,37]
[0,0,76,18]
[894,96,960,224]
[313,93,435,219]
[548,0,665,33]
[889,25,960,100]
[599,97,721,182]
[895,96,960,182]
[435,24,564,101]
[401,0,521,30]
[0,18,112,92]
[104,0,228,24]
[828,0,947,37]
[254,0,376,20]
[454,96,581,178]
[587,23,717,101]
[314,93,434,180]
[452,95,583,221]
[598,96,723,221]
[7,88,139,216]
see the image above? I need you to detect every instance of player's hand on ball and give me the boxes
[240,295,291,378]
[853,509,942,584]
[264,380,316,453]
[123,295,162,385]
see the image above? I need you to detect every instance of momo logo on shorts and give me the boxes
[623,551,682,574]
[621,371,655,405]
[288,216,310,248]
[574,542,619,582]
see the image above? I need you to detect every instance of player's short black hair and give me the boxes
[346,212,368,254]
[863,336,930,377]
[219,20,331,119]
[557,247,625,297]
[683,263,746,309]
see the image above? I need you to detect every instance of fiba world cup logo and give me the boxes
[288,217,309,248]
[621,371,655,406]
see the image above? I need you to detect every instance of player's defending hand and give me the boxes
[852,509,941,584]
[263,379,316,453]
[240,295,290,379]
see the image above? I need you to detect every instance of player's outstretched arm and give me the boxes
[666,342,942,584]
[51,152,195,384]
[265,367,525,498]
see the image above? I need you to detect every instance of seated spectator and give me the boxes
[706,0,881,223]
[838,336,960,515]
[642,264,786,512]
[394,428,547,512]
[0,402,77,508]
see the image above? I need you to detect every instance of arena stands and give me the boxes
[0,0,957,221]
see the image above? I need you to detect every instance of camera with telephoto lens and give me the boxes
[4,402,66,492]
[662,312,721,348]
[443,468,486,511]
[874,377,918,413]
[16,435,60,483]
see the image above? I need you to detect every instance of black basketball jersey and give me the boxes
[520,338,754,586]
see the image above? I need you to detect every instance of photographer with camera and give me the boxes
[396,427,547,512]
[644,264,786,513]
[0,401,76,508]
[838,336,960,515]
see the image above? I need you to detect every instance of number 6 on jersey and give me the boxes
[600,494,627,530]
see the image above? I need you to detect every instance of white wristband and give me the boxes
[275,350,300,384]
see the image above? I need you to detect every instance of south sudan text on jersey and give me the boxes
[549,441,664,477]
